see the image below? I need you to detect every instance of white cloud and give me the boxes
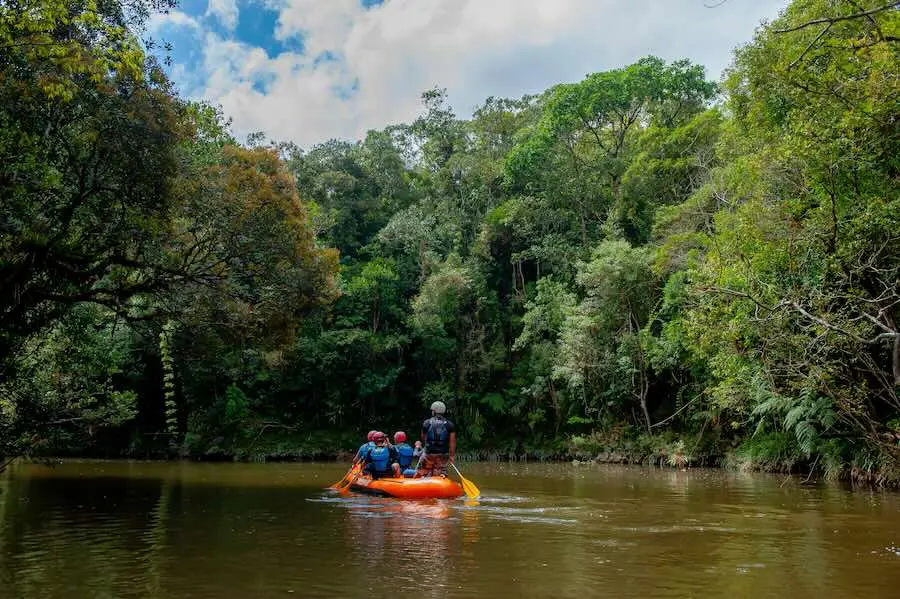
[207,0,240,32]
[174,0,789,147]
[273,0,360,57]
[148,9,201,32]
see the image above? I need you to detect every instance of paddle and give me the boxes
[335,463,363,492]
[411,452,424,475]
[328,463,358,489]
[328,464,356,489]
[449,462,480,499]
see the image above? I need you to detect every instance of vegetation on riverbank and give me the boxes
[1,1,898,483]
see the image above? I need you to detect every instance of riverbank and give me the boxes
[12,425,896,487]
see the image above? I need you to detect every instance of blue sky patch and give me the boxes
[230,1,303,56]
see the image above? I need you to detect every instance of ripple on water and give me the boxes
[311,489,591,528]
[612,524,739,534]
[469,494,531,504]
[488,514,580,526]
[465,505,579,514]
[593,538,638,549]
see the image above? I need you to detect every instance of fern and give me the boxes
[750,385,837,458]
[794,421,818,457]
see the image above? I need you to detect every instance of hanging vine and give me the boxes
[159,321,180,442]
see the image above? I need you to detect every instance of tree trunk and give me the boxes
[549,378,562,436]
[640,379,651,434]
[371,297,380,335]
[893,332,900,387]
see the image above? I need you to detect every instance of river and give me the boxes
[1,461,898,598]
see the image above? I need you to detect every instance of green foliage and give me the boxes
[733,432,802,473]
[514,279,577,351]
[0,1,338,460]
[411,257,475,343]
[752,387,837,458]
[0,0,186,356]
[2,1,898,484]
[160,321,178,438]
[0,305,139,456]
[223,384,251,426]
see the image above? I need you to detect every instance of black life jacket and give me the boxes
[425,416,450,451]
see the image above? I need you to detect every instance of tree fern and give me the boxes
[751,385,836,458]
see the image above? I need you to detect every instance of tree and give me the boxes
[674,0,900,475]
[554,241,658,431]
[0,305,139,459]
[0,0,186,355]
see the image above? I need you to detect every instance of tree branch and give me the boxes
[651,394,703,429]
[788,23,834,69]
[789,302,898,345]
[698,286,775,311]
[775,3,899,34]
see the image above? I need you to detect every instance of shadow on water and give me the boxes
[2,461,900,598]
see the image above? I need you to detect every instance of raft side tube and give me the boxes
[349,475,464,499]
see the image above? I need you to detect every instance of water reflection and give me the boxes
[336,496,464,596]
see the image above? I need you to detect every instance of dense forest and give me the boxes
[1,1,898,482]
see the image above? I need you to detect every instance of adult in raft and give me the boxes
[416,401,456,477]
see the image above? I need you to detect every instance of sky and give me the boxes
[149,0,789,148]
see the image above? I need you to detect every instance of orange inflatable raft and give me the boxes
[349,475,464,499]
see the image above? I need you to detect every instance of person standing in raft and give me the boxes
[362,431,397,479]
[416,401,456,477]
[392,431,416,476]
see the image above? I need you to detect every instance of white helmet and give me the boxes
[430,400,447,414]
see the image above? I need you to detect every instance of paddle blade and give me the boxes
[328,464,356,489]
[460,476,480,499]
[450,463,480,499]
[335,464,362,492]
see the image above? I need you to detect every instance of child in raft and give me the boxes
[361,431,398,479]
[352,430,377,465]
[391,431,416,477]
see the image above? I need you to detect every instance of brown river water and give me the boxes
[1,461,898,598]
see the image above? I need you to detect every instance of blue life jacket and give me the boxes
[395,443,414,469]
[366,445,392,472]
[356,441,374,461]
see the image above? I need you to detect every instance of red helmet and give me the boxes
[372,431,387,443]
[393,431,407,443]
[367,430,377,441]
